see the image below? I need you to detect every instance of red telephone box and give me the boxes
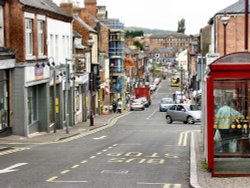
[206,52,250,176]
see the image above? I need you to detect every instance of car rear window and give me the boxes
[188,105,201,111]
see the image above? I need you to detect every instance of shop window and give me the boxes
[0,71,8,130]
[28,86,38,124]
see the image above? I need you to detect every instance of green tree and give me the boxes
[125,30,144,38]
[133,41,144,50]
[177,18,185,33]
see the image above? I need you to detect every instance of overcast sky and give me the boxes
[53,0,238,34]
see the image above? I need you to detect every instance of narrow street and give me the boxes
[0,79,200,188]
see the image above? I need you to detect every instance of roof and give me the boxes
[216,0,249,15]
[19,0,71,18]
[73,14,97,34]
[150,48,177,54]
[89,14,109,29]
[150,32,190,39]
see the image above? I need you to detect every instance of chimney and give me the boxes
[84,0,97,17]
[60,2,74,15]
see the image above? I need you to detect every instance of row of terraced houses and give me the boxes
[0,0,130,136]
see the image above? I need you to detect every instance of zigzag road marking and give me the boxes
[0,147,30,156]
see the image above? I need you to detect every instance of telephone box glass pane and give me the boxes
[214,79,250,175]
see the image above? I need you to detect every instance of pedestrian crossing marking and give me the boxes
[0,147,30,156]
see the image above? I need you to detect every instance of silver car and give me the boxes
[130,99,145,111]
[159,97,174,112]
[165,104,201,124]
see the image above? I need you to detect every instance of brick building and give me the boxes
[3,0,72,136]
[209,0,250,55]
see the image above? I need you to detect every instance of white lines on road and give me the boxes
[146,109,158,120]
[46,176,88,183]
[137,182,181,188]
[0,147,30,156]
[178,131,189,146]
[46,143,119,183]
[0,163,28,174]
[93,136,107,140]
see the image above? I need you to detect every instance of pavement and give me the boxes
[1,111,250,187]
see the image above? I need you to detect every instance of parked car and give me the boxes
[137,97,150,107]
[154,77,161,85]
[159,98,174,112]
[165,104,201,124]
[130,99,145,111]
[149,84,157,92]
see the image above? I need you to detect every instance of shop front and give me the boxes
[206,52,250,176]
[0,48,15,134]
[12,64,50,136]
[0,70,9,131]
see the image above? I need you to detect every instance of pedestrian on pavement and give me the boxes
[112,99,117,113]
[117,98,123,113]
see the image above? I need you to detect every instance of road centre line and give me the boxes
[71,165,79,169]
[146,109,158,120]
[60,170,70,174]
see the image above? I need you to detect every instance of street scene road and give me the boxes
[0,79,200,188]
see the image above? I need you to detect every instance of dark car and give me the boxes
[165,104,201,124]
[159,97,174,112]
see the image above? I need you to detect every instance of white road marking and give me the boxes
[178,131,189,146]
[146,109,158,120]
[93,136,107,140]
[0,163,28,174]
[137,182,181,188]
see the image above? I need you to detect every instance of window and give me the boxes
[25,18,33,57]
[28,86,38,124]
[49,34,54,57]
[38,20,44,56]
[0,6,4,46]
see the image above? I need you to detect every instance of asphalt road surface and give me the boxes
[0,79,200,188]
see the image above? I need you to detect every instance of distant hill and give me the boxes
[125,26,177,35]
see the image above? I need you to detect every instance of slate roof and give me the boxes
[73,14,97,33]
[216,0,250,15]
[150,32,189,39]
[19,0,71,18]
[150,48,177,54]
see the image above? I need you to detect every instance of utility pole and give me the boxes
[245,0,249,50]
[65,60,70,134]
[88,36,94,126]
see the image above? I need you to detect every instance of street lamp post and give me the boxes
[88,36,94,126]
[65,59,71,134]
[221,11,229,55]
[47,57,57,133]
[180,64,183,102]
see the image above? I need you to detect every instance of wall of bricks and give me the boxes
[216,15,250,55]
